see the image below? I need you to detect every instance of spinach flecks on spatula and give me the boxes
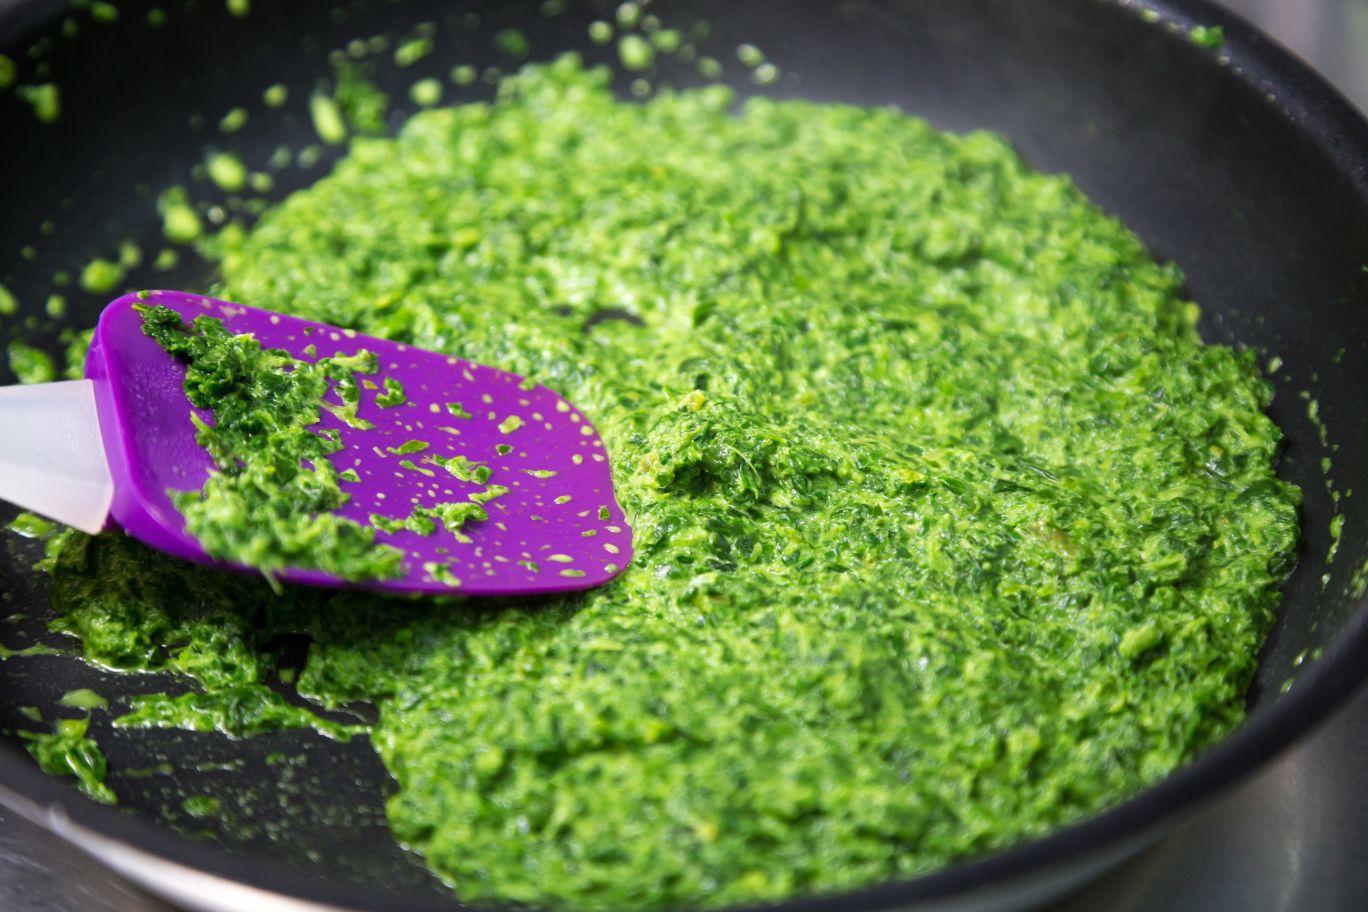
[137,304,403,582]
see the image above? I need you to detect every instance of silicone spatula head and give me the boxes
[82,291,633,596]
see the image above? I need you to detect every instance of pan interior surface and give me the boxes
[1,1,1367,910]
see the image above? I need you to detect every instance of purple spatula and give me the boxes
[0,291,632,596]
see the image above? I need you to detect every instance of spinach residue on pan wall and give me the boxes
[27,56,1300,909]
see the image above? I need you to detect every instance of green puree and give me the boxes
[135,303,405,583]
[131,305,505,584]
[36,56,1300,909]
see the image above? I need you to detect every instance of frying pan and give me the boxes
[1,1,1366,910]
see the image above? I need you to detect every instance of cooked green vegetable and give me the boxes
[494,28,532,61]
[79,257,125,293]
[309,91,347,145]
[409,77,443,108]
[1189,25,1226,49]
[7,341,56,384]
[333,62,390,135]
[182,794,222,817]
[17,83,61,123]
[262,83,288,108]
[135,304,405,582]
[32,55,1298,911]
[218,106,248,134]
[21,716,115,804]
[158,186,203,244]
[618,34,655,71]
[394,36,433,68]
[8,512,55,538]
[207,152,248,192]
[58,688,108,710]
[375,376,406,407]
[587,20,613,45]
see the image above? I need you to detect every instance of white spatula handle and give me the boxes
[0,380,114,534]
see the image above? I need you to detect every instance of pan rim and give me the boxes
[2,0,1367,909]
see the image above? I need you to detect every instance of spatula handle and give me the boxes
[0,380,114,534]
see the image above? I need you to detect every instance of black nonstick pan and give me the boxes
[2,1,1367,910]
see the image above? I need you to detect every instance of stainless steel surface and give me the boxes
[1233,0,1368,112]
[0,806,173,912]
[1050,679,1368,910]
[3,1,1367,909]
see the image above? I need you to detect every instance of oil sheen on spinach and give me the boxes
[35,56,1300,910]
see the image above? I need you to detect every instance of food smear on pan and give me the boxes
[24,56,1299,909]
